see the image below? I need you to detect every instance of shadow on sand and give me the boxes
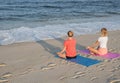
[36,40,61,56]
[36,38,85,57]
[55,38,85,50]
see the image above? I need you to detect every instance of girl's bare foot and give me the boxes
[86,46,90,49]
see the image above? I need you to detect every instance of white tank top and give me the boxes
[98,36,108,48]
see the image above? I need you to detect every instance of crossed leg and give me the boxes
[57,52,66,59]
[87,46,99,55]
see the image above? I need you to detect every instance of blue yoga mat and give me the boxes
[66,54,101,67]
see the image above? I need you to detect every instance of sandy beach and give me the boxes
[0,30,120,83]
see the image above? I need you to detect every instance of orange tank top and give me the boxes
[64,38,76,57]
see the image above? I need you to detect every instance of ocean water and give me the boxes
[0,0,120,45]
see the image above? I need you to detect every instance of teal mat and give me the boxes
[66,54,101,67]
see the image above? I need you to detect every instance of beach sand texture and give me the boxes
[0,30,120,83]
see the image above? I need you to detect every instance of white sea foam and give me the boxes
[0,21,120,45]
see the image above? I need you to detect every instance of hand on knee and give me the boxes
[86,46,90,49]
[57,52,61,55]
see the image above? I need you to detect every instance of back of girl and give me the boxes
[98,28,108,55]
[87,28,108,56]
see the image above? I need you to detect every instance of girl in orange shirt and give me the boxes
[57,31,77,59]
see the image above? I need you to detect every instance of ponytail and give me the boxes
[101,28,108,36]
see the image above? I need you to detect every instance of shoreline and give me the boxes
[0,30,120,83]
[0,21,120,45]
[0,29,120,46]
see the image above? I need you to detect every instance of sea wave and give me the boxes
[0,0,120,22]
[0,21,120,45]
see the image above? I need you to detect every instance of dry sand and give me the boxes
[0,30,120,83]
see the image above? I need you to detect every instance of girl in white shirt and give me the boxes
[87,28,108,56]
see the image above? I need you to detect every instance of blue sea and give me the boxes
[0,0,120,45]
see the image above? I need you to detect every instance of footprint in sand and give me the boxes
[61,60,68,64]
[0,72,12,83]
[109,66,120,72]
[104,59,111,62]
[97,64,106,68]
[1,72,12,78]
[96,64,105,71]
[71,74,85,79]
[41,63,56,71]
[20,68,33,75]
[71,71,85,79]
[59,76,67,80]
[109,69,116,72]
[99,68,104,71]
[91,77,97,81]
[71,75,80,79]
[0,78,8,83]
[47,63,56,67]
[75,71,85,75]
[41,66,54,71]
[110,79,120,83]
[0,63,6,67]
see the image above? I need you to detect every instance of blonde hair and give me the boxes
[101,28,108,36]
[67,31,74,37]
